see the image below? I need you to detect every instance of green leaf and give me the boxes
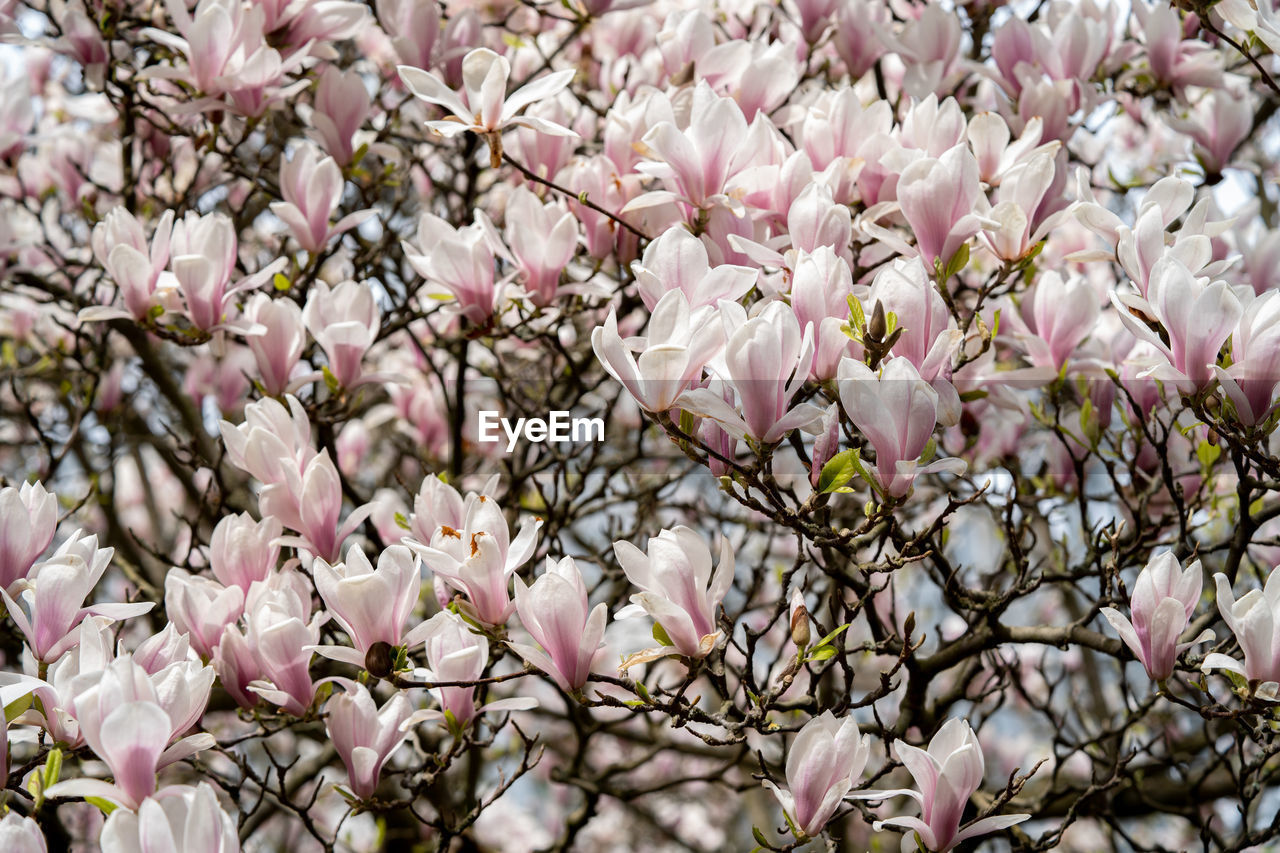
[679,408,695,437]
[752,826,771,848]
[42,747,62,790]
[394,511,410,530]
[807,645,837,661]
[4,691,33,723]
[652,622,673,647]
[86,796,119,816]
[813,622,851,650]
[272,272,291,291]
[1197,439,1221,471]
[817,449,858,493]
[846,295,866,341]
[322,364,341,393]
[943,243,970,279]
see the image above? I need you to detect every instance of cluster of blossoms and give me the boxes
[4,0,1280,850]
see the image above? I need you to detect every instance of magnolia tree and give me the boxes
[4,0,1280,850]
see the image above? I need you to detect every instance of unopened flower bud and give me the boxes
[789,588,811,648]
[365,641,394,678]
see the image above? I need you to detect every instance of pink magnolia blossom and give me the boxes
[208,512,281,593]
[592,290,724,414]
[789,247,857,380]
[897,144,990,270]
[302,279,381,388]
[837,358,966,499]
[866,257,962,384]
[614,526,734,661]
[872,719,1030,851]
[502,187,578,306]
[1101,552,1213,681]
[82,208,175,323]
[1014,272,1100,372]
[0,814,46,853]
[403,609,537,730]
[408,494,541,627]
[404,212,501,324]
[46,656,215,809]
[1166,88,1254,176]
[1112,255,1242,392]
[679,301,824,445]
[510,556,607,693]
[270,144,373,253]
[100,783,239,853]
[627,81,758,212]
[313,544,430,667]
[243,574,327,714]
[323,679,413,800]
[164,569,244,659]
[310,64,370,166]
[1,533,152,662]
[763,711,871,838]
[1204,566,1280,701]
[1217,289,1280,426]
[631,226,756,311]
[0,480,57,591]
[398,48,576,167]
[376,0,439,69]
[169,211,283,334]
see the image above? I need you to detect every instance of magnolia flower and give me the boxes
[164,569,245,659]
[837,358,966,499]
[0,480,57,591]
[865,257,962,383]
[81,208,175,323]
[591,290,724,414]
[1,533,152,662]
[323,679,413,800]
[408,494,541,626]
[402,610,536,730]
[1112,255,1241,392]
[241,293,306,396]
[1203,566,1280,700]
[169,211,283,334]
[503,187,578,306]
[763,711,871,838]
[208,512,281,593]
[897,144,991,270]
[510,556,608,693]
[243,575,327,714]
[1014,272,1099,372]
[47,658,214,809]
[270,144,374,253]
[313,544,431,667]
[0,813,46,853]
[679,301,824,445]
[100,783,240,853]
[630,226,757,311]
[310,64,369,166]
[614,526,734,664]
[302,279,382,388]
[1216,289,1280,426]
[403,212,501,324]
[1101,552,1213,681]
[398,48,576,167]
[872,719,1030,851]
[789,248,857,380]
